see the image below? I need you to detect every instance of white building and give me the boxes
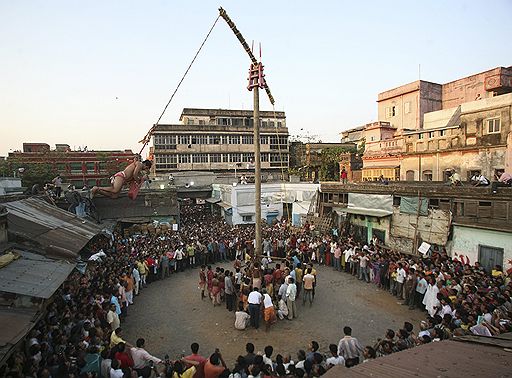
[210,182,319,226]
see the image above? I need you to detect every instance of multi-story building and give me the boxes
[341,65,512,181]
[152,108,289,179]
[7,143,135,188]
[400,93,512,181]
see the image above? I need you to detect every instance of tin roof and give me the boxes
[0,307,39,366]
[0,249,74,298]
[324,334,512,378]
[4,197,103,258]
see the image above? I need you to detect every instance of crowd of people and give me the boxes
[2,203,511,378]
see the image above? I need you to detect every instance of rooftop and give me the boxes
[179,108,285,120]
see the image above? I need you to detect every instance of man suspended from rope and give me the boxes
[91,155,152,199]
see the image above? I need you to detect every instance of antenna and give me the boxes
[419,64,421,80]
[259,42,262,61]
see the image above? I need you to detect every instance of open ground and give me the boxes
[124,263,425,363]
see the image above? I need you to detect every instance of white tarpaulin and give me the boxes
[348,193,393,212]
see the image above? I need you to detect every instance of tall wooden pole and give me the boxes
[253,84,262,257]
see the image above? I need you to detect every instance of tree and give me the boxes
[319,146,356,181]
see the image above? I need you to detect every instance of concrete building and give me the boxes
[210,182,319,226]
[152,108,289,180]
[7,143,135,188]
[400,93,512,181]
[340,65,512,181]
[319,182,512,273]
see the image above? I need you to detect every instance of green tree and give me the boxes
[319,146,356,181]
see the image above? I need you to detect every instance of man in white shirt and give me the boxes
[326,344,345,368]
[396,263,406,299]
[110,359,124,378]
[131,338,162,377]
[277,298,289,320]
[235,303,251,330]
[247,288,263,329]
[106,303,120,331]
[286,277,297,320]
[262,289,276,331]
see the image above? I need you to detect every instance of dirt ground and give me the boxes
[124,263,425,365]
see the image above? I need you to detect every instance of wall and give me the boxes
[442,67,511,109]
[449,225,512,265]
[390,207,450,248]
[377,81,442,131]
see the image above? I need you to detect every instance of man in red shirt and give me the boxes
[184,342,207,378]
[114,342,134,369]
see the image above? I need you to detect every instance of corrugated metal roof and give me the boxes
[0,307,39,366]
[4,197,103,258]
[0,249,74,298]
[324,334,512,378]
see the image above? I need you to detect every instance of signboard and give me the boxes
[172,223,178,231]
[418,242,431,256]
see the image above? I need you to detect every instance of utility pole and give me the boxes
[253,79,262,257]
[219,7,275,258]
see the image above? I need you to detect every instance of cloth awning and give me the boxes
[217,202,232,210]
[205,197,221,204]
[344,207,392,218]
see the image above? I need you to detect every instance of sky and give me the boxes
[1,0,511,157]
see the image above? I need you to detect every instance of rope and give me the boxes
[138,14,222,155]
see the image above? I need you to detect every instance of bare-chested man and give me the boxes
[91,157,152,198]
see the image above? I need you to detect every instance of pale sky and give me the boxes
[1,0,511,157]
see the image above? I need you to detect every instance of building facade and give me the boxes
[152,108,289,179]
[210,182,319,226]
[340,65,512,181]
[400,93,512,181]
[319,182,512,273]
[7,143,135,188]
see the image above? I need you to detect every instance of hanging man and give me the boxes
[91,156,152,199]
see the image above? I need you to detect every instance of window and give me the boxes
[423,170,433,181]
[155,135,177,150]
[229,135,239,144]
[192,154,208,163]
[221,135,228,145]
[393,196,401,206]
[439,129,446,137]
[209,135,220,144]
[429,132,435,139]
[217,118,230,126]
[277,121,282,127]
[260,136,268,145]
[179,135,189,145]
[179,155,190,164]
[232,118,243,126]
[229,153,241,163]
[260,153,269,162]
[191,135,208,145]
[262,121,268,127]
[487,118,500,133]
[418,133,423,140]
[155,154,177,169]
[404,101,411,114]
[241,135,254,144]
[187,118,194,125]
[429,199,439,208]
[386,106,396,118]
[244,118,253,127]
[222,153,229,162]
[209,154,221,163]
[241,153,254,162]
[199,120,205,125]
[242,215,253,222]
